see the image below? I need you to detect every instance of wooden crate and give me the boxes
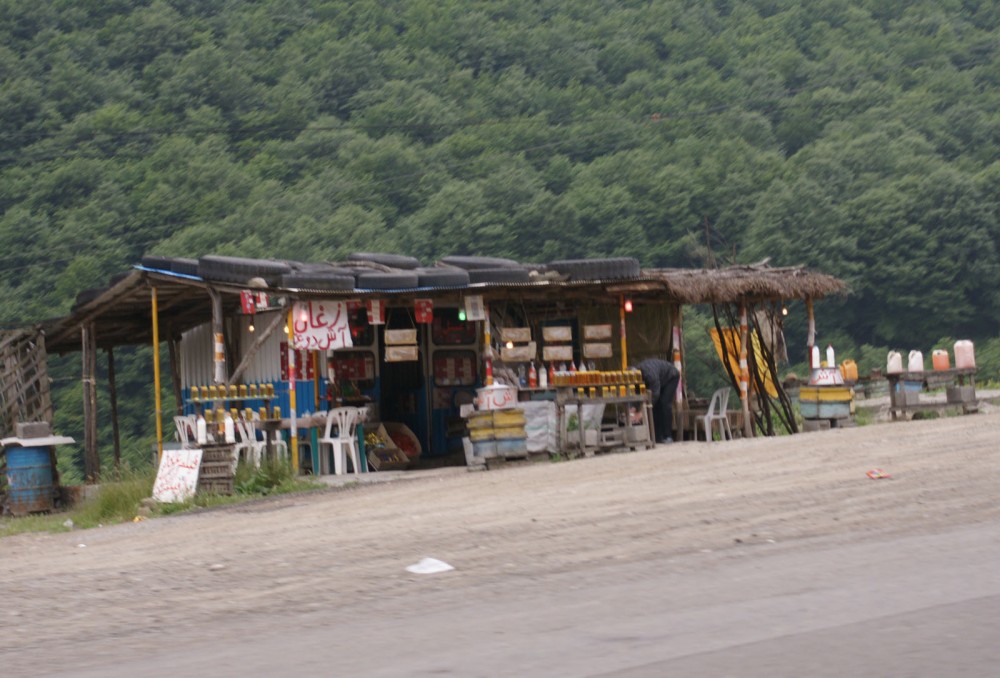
[367,446,409,471]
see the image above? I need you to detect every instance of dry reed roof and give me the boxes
[644,264,847,305]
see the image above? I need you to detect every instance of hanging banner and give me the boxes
[464,295,485,321]
[415,298,433,324]
[366,299,386,325]
[240,290,255,314]
[290,300,354,351]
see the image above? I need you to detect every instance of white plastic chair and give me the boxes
[174,415,198,448]
[318,407,361,475]
[234,416,265,468]
[700,388,733,442]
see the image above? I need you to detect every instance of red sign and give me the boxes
[240,290,255,314]
[415,298,433,324]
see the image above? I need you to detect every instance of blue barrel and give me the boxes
[4,446,54,515]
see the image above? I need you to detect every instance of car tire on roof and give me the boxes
[72,287,105,310]
[346,252,421,270]
[547,257,641,281]
[355,270,420,290]
[468,267,531,284]
[439,255,524,270]
[197,255,293,286]
[415,267,470,287]
[279,272,356,291]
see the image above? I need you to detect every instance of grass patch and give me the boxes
[1,459,324,539]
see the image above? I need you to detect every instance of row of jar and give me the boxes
[190,383,276,400]
[201,407,282,423]
[552,368,645,388]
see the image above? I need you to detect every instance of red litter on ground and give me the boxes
[867,468,891,480]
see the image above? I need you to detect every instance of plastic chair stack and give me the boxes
[234,417,264,468]
[318,407,362,475]
[174,415,198,448]
[700,388,734,442]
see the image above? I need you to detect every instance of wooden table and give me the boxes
[555,390,654,457]
[886,368,977,420]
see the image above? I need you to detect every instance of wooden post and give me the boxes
[81,323,100,482]
[619,295,628,371]
[209,289,226,386]
[739,302,752,438]
[806,296,816,368]
[107,347,121,475]
[152,287,164,461]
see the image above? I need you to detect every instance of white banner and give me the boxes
[152,447,203,503]
[291,300,354,351]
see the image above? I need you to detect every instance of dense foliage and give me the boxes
[2,1,999,471]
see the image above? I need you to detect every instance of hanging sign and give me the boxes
[366,299,386,325]
[415,298,434,324]
[240,290,255,314]
[290,300,354,351]
[240,291,270,314]
[464,295,485,321]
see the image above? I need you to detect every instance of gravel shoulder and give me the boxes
[2,410,999,673]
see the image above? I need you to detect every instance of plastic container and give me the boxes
[887,351,903,374]
[907,350,924,373]
[811,345,821,368]
[954,340,976,369]
[825,345,836,368]
[839,359,858,383]
[932,349,950,371]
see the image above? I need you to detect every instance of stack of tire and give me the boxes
[437,256,530,285]
[141,255,200,277]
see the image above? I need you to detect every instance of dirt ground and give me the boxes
[2,407,999,673]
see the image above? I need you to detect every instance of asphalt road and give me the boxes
[49,520,1000,677]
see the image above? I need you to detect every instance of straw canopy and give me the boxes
[643,264,848,305]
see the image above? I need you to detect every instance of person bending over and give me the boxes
[636,358,680,444]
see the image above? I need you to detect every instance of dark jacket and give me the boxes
[636,358,679,404]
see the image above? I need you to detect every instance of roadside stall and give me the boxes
[37,255,846,483]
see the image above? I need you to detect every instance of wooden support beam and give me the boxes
[227,311,286,386]
[738,302,753,438]
[209,288,226,386]
[107,347,121,474]
[82,323,100,483]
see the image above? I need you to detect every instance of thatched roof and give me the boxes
[644,265,847,305]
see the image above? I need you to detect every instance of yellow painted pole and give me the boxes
[152,287,163,460]
[287,308,299,474]
[619,295,628,371]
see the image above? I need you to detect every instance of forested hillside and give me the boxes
[3,1,1000,472]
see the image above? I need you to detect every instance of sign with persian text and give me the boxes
[291,300,354,351]
[152,447,203,503]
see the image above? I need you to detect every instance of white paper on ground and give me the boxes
[406,557,455,574]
